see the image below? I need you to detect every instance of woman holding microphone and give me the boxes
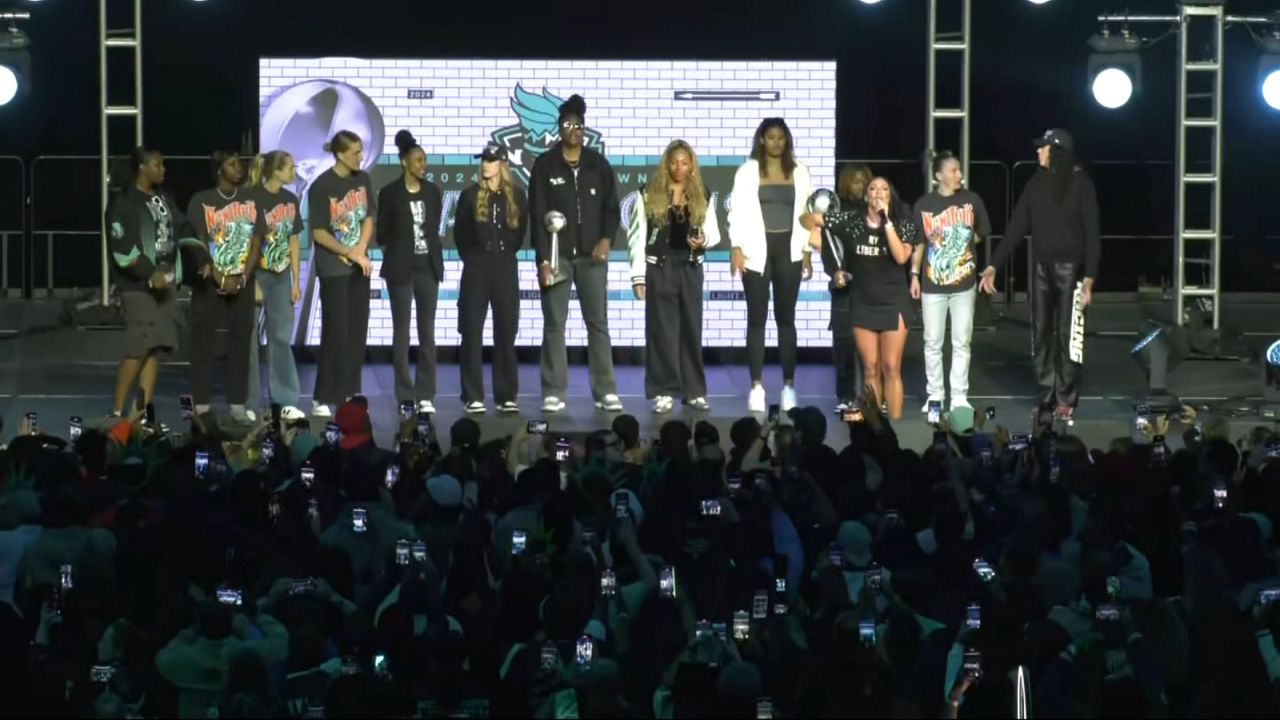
[627,139,718,413]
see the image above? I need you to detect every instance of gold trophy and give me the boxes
[543,211,570,287]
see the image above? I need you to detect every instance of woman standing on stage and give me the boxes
[829,163,871,413]
[981,129,1099,425]
[454,144,527,414]
[377,131,444,415]
[106,148,200,418]
[246,150,303,410]
[627,139,719,414]
[728,118,816,415]
[816,176,916,420]
[187,151,260,423]
[307,130,375,418]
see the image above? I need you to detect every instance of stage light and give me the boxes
[1026,0,1052,5]
[1259,33,1280,112]
[1088,27,1142,110]
[1131,321,1189,415]
[0,28,29,108]
[857,0,884,4]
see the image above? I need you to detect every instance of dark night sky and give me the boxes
[2,0,1278,288]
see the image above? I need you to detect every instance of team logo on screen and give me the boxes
[490,84,605,185]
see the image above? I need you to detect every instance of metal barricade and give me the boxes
[0,156,26,298]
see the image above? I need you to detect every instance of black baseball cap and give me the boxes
[475,143,509,162]
[1032,128,1074,152]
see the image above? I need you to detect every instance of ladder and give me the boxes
[99,0,143,306]
[926,0,971,189]
[1175,3,1224,329]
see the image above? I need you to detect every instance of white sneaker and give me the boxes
[464,401,485,414]
[542,396,566,413]
[596,394,624,412]
[499,401,520,414]
[312,404,332,418]
[951,397,973,411]
[834,399,850,414]
[748,384,766,414]
[418,400,436,414]
[652,395,674,414]
[780,385,797,412]
[685,397,711,412]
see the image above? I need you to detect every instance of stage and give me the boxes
[0,295,1276,452]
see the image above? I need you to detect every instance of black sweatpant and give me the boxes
[458,252,520,405]
[1032,260,1083,409]
[743,230,802,382]
[645,258,706,399]
[830,287,863,402]
[314,271,370,406]
[387,269,439,404]
[190,277,255,407]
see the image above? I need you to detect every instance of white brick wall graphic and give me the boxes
[260,58,838,348]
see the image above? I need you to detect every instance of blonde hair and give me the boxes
[644,140,708,227]
[248,150,293,188]
[475,161,521,231]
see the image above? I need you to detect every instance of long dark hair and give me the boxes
[1047,145,1076,202]
[750,118,797,179]
[867,176,909,224]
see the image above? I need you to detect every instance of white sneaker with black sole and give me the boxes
[748,384,766,414]
[652,395,674,414]
[418,400,436,415]
[312,404,332,418]
[542,397,566,413]
[685,397,711,412]
[499,401,520,414]
[464,401,486,414]
[596,394,623,412]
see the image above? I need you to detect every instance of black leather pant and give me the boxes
[1032,260,1082,409]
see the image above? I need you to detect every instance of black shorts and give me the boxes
[121,288,180,358]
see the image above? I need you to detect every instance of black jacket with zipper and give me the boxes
[453,184,528,261]
[376,178,444,283]
[527,143,620,265]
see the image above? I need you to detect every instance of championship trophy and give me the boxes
[543,211,570,287]
[807,189,848,286]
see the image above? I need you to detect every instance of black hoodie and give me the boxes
[527,143,620,265]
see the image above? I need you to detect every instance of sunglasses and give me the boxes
[560,122,584,131]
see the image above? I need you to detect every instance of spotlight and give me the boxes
[1088,27,1142,110]
[1131,322,1189,415]
[857,0,884,4]
[0,26,29,108]
[1026,0,1053,4]
[1259,32,1280,112]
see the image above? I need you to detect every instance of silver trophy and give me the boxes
[807,189,848,286]
[543,211,570,287]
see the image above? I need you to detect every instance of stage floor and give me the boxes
[2,299,1277,451]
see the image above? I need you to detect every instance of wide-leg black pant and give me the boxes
[458,252,520,405]
[645,259,706,399]
[190,277,255,407]
[1032,260,1082,409]
[314,271,370,406]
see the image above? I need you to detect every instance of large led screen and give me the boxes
[258,58,837,347]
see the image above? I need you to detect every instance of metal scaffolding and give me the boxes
[99,0,143,307]
[925,0,971,189]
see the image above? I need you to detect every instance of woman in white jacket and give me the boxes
[728,118,818,414]
[627,140,719,413]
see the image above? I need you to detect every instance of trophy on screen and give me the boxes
[543,211,570,287]
[807,189,848,287]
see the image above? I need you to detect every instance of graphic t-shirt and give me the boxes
[307,168,375,277]
[187,188,258,276]
[849,222,908,307]
[145,193,178,268]
[914,189,991,294]
[254,187,301,274]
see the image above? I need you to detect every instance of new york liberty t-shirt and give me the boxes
[253,187,301,274]
[187,188,258,276]
[307,168,375,278]
[914,189,992,294]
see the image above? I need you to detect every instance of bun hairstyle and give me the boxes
[323,130,362,157]
[248,150,292,187]
[394,130,423,160]
[929,149,958,182]
[558,94,587,123]
[210,150,238,181]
